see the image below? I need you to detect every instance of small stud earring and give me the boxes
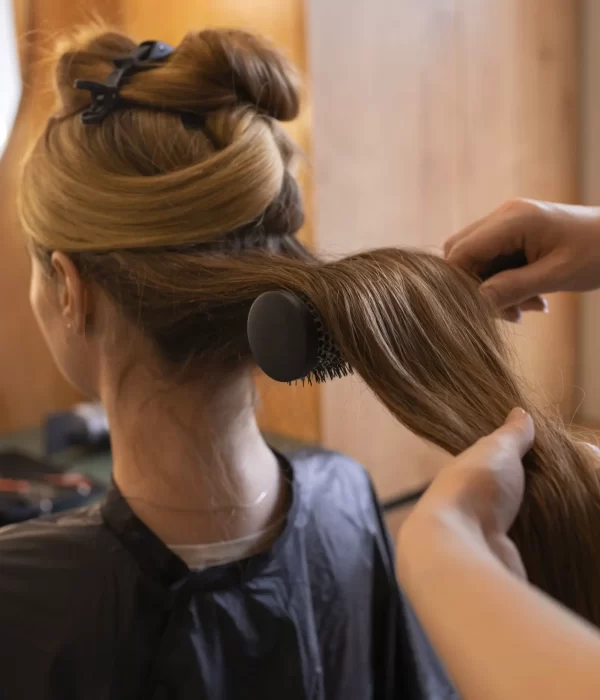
[66,323,72,330]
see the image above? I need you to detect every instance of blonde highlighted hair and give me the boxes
[19,25,600,625]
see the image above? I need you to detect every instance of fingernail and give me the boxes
[508,407,528,421]
[542,298,549,313]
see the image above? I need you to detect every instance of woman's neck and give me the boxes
[102,369,287,546]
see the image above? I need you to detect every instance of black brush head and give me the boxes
[247,291,351,384]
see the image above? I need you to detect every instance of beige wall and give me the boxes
[579,0,600,425]
[0,0,122,433]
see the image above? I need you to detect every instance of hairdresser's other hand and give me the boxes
[444,200,600,319]
[399,408,534,581]
[397,412,600,700]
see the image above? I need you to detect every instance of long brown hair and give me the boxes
[18,25,600,625]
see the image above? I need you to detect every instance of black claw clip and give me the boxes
[74,40,174,124]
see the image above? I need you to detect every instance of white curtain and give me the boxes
[0,1,21,158]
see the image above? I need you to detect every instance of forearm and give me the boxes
[399,514,600,700]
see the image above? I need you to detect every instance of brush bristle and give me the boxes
[294,298,353,385]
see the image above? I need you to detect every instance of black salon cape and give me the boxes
[0,449,455,699]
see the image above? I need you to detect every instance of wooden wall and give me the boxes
[0,0,122,432]
[578,0,600,426]
[308,0,580,501]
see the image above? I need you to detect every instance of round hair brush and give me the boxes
[247,251,529,384]
[247,291,351,383]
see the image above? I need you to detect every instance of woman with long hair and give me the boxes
[5,18,600,698]
[0,25,453,699]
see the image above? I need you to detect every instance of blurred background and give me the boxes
[0,0,595,536]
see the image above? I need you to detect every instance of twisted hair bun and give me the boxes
[55,26,301,122]
[159,28,301,121]
[21,25,304,252]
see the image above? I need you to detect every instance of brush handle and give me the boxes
[478,249,528,282]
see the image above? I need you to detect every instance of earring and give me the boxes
[66,323,72,330]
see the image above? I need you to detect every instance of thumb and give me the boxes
[480,255,565,308]
[468,408,533,535]
[495,408,535,459]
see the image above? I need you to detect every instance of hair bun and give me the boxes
[52,28,136,114]
[174,29,301,121]
[50,26,301,124]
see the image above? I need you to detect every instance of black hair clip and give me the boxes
[74,40,174,124]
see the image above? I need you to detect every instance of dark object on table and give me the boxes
[382,485,428,513]
[45,402,110,456]
[0,451,104,526]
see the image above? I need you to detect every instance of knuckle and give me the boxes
[499,198,541,222]
[502,307,522,323]
[449,239,474,265]
[448,240,464,260]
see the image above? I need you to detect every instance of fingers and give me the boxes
[443,213,489,257]
[447,221,523,272]
[445,200,571,307]
[435,408,533,504]
[400,409,534,581]
[479,255,564,308]
[501,296,548,323]
[519,296,548,313]
[445,202,536,270]
[502,307,522,323]
[460,408,532,534]
[492,408,535,460]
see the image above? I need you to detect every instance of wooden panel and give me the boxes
[505,1,578,417]
[578,0,600,423]
[308,0,579,498]
[0,0,121,433]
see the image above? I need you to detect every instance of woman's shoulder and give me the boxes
[0,502,105,552]
[284,447,382,526]
[0,504,119,605]
[287,445,367,471]
[286,446,372,492]
[0,504,134,688]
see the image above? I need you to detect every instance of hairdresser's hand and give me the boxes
[445,200,600,322]
[399,408,534,580]
[398,412,600,700]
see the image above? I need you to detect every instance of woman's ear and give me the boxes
[50,252,92,332]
